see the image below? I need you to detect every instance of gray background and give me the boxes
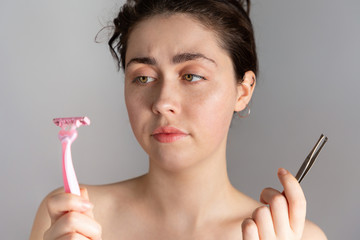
[1,0,359,239]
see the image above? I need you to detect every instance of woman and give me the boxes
[30,0,327,239]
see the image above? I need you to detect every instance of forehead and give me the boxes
[125,13,229,65]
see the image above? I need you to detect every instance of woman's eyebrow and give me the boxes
[126,52,217,68]
[172,52,217,66]
[126,57,157,68]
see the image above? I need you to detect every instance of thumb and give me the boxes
[81,187,90,200]
[80,187,95,218]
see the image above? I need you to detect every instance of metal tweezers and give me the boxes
[295,134,328,183]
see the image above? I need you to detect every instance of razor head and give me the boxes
[53,117,90,128]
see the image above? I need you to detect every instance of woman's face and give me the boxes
[124,14,253,171]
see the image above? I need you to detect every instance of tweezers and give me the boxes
[295,134,328,183]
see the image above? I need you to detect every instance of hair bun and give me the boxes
[240,0,251,14]
[229,0,251,15]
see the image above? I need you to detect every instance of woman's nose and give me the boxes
[151,81,180,116]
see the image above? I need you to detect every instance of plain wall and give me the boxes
[1,0,359,239]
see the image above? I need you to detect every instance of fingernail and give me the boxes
[82,201,93,209]
[278,168,288,176]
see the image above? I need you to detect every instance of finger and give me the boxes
[47,211,102,240]
[80,188,95,219]
[81,188,90,201]
[278,168,306,235]
[251,206,276,239]
[54,232,90,240]
[47,192,93,224]
[260,187,290,237]
[242,218,260,240]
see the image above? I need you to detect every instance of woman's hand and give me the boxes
[242,168,306,240]
[43,188,102,240]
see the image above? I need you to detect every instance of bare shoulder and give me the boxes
[83,176,146,222]
[29,176,143,240]
[302,219,327,240]
[85,175,145,205]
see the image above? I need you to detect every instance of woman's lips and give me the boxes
[151,126,188,143]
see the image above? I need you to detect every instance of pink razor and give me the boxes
[53,117,90,196]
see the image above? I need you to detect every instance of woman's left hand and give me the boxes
[242,168,306,240]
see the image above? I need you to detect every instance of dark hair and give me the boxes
[108,0,258,82]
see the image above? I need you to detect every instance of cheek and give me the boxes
[190,83,236,138]
[125,90,147,138]
[125,91,137,122]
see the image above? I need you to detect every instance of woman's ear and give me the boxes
[234,71,256,112]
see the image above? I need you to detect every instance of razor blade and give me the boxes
[53,117,90,128]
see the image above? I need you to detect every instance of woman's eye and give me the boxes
[134,76,155,84]
[183,74,205,82]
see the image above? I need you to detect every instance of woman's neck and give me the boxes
[139,147,239,231]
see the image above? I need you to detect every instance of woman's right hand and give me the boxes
[43,188,102,240]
